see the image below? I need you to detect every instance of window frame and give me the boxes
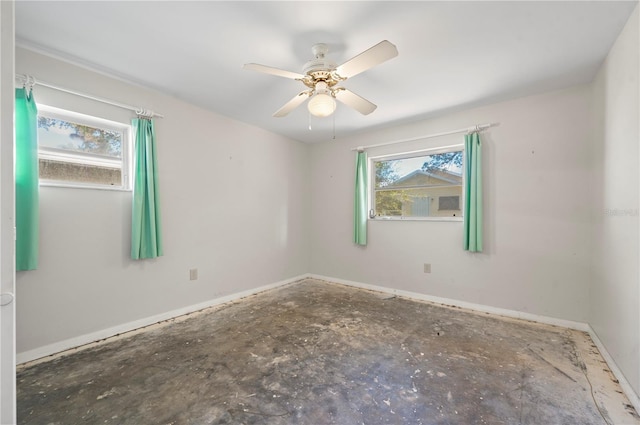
[37,105,133,191]
[368,144,465,222]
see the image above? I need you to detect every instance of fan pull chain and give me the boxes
[308,112,312,131]
[332,113,336,139]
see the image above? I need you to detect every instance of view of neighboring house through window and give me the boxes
[37,105,132,190]
[371,146,463,219]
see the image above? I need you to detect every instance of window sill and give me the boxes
[39,181,132,192]
[370,216,463,222]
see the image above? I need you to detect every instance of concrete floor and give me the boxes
[17,279,640,425]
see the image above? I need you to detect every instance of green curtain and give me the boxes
[463,132,483,252]
[15,88,39,271]
[354,151,367,246]
[131,118,163,259]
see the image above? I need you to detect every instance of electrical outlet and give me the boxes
[423,263,431,273]
[189,269,198,280]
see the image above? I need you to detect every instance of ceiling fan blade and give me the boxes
[243,63,305,80]
[334,88,377,115]
[273,91,311,117]
[335,40,398,79]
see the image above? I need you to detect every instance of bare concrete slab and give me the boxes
[17,279,640,424]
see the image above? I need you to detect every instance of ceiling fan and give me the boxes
[243,40,398,118]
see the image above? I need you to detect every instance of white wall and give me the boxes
[591,6,639,396]
[0,1,16,422]
[15,48,310,355]
[310,84,596,324]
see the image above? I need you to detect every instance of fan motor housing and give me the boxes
[302,44,341,89]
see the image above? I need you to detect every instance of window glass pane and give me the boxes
[36,107,131,190]
[38,116,122,158]
[39,159,122,186]
[373,150,463,219]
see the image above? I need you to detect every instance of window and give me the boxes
[439,195,460,211]
[37,105,132,190]
[371,146,463,220]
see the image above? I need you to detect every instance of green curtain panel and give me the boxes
[354,151,368,246]
[15,88,39,271]
[463,132,483,252]
[131,118,163,260]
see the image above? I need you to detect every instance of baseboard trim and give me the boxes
[310,274,589,331]
[17,274,310,365]
[588,325,640,414]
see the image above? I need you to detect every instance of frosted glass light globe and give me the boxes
[308,93,336,117]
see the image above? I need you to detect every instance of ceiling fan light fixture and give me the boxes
[308,92,336,117]
[244,40,397,118]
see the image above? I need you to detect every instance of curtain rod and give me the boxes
[351,122,498,152]
[15,73,164,119]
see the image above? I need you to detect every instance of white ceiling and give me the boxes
[15,1,638,143]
